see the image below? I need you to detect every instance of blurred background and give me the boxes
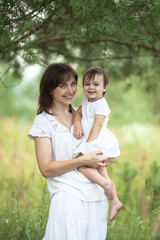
[0,1,160,239]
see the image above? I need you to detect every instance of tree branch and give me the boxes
[82,38,160,54]
[1,1,53,25]
[36,36,67,45]
[38,46,157,62]
[14,16,52,43]
[35,36,160,54]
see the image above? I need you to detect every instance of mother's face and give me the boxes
[51,77,77,106]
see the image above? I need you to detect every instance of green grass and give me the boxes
[0,117,160,240]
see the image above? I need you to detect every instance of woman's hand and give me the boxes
[81,151,106,168]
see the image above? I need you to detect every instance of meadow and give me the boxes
[0,116,159,240]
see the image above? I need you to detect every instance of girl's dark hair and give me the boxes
[82,66,108,95]
[37,63,78,114]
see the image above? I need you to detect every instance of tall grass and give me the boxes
[0,117,159,240]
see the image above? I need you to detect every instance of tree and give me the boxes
[0,0,160,82]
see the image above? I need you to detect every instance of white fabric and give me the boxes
[28,112,107,202]
[73,96,120,158]
[43,191,108,240]
[28,112,108,239]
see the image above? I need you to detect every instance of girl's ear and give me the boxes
[103,84,108,93]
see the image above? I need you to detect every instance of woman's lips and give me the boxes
[63,96,73,100]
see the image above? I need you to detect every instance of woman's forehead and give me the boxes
[60,75,76,84]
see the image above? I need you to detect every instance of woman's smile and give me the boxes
[63,95,74,99]
[51,77,77,105]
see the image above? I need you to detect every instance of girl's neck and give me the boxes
[88,96,103,102]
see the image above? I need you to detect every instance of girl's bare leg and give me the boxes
[98,166,123,221]
[77,166,115,200]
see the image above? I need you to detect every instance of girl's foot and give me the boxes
[109,198,123,221]
[104,181,123,221]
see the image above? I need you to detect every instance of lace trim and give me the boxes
[44,112,70,133]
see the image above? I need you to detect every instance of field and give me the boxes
[0,117,160,240]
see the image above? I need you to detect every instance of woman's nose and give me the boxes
[67,85,73,93]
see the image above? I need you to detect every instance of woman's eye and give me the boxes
[71,81,77,86]
[59,84,65,88]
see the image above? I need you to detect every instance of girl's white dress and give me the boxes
[28,112,108,240]
[73,96,120,158]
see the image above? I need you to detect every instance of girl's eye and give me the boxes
[84,83,90,86]
[94,84,99,86]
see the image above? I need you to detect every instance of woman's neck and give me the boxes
[50,104,70,116]
[49,103,73,129]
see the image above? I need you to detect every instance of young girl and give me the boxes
[28,63,116,240]
[73,66,123,221]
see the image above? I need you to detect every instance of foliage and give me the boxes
[0,0,160,79]
[0,117,160,239]
[0,65,40,121]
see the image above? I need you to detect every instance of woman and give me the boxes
[28,63,117,240]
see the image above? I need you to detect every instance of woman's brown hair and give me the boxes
[37,63,78,114]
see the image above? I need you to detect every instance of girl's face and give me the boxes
[51,77,77,106]
[83,74,108,102]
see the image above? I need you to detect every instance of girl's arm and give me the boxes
[87,114,105,142]
[34,137,106,178]
[73,105,84,139]
[80,115,117,166]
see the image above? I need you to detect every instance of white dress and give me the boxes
[73,96,120,158]
[28,112,108,240]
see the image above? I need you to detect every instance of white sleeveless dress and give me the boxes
[73,96,120,158]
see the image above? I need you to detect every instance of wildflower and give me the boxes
[114,0,119,4]
[6,219,9,224]
[81,27,87,33]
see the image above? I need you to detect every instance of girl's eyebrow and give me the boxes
[84,79,91,83]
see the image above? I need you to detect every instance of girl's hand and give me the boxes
[73,123,84,139]
[82,151,106,168]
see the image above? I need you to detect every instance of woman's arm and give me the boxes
[34,137,106,178]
